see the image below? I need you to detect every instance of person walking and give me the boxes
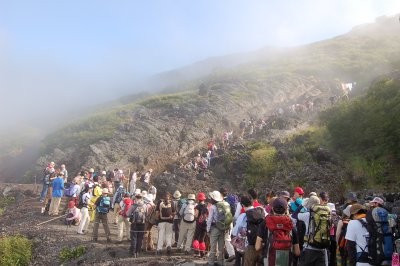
[156,192,176,256]
[48,172,65,216]
[77,185,93,235]
[177,193,197,255]
[127,192,147,258]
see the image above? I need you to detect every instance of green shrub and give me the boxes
[59,246,87,263]
[0,196,15,216]
[0,235,32,266]
[246,144,277,187]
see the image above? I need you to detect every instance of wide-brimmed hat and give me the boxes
[89,168,94,173]
[102,188,109,194]
[350,203,367,215]
[187,194,196,200]
[209,191,223,202]
[303,195,320,209]
[173,190,181,199]
[370,197,384,205]
[101,171,107,175]
[145,194,154,202]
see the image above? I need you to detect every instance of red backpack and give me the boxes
[119,198,133,217]
[265,215,293,266]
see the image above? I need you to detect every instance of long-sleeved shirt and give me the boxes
[126,200,147,219]
[70,184,81,197]
[232,206,254,236]
[52,177,65,197]
[66,207,81,221]
[206,204,218,232]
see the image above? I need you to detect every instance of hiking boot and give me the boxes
[225,255,235,262]
[167,246,172,256]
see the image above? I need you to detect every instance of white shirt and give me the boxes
[345,218,372,266]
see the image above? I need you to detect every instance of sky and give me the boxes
[0,0,399,130]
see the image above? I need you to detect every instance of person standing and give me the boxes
[130,169,138,194]
[48,172,65,216]
[92,188,112,242]
[60,164,68,183]
[127,192,147,257]
[177,194,197,254]
[143,194,157,251]
[192,192,208,258]
[156,192,175,256]
[39,162,55,202]
[77,185,93,235]
[172,190,182,247]
[142,169,153,189]
[117,192,133,242]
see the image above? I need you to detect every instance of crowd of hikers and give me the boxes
[38,162,400,266]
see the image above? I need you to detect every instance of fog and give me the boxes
[0,0,399,132]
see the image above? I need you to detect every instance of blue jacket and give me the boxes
[52,177,65,197]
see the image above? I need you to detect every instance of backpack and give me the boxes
[361,207,394,265]
[140,173,147,182]
[265,215,294,266]
[183,202,196,223]
[119,199,133,217]
[160,201,173,220]
[226,194,239,215]
[306,205,331,249]
[130,202,146,224]
[177,198,187,218]
[197,204,208,228]
[77,191,87,209]
[93,184,102,197]
[114,188,125,205]
[337,218,350,264]
[146,203,157,225]
[96,196,111,214]
[64,183,75,197]
[246,207,265,245]
[215,201,233,231]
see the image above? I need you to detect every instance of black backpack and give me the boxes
[246,207,265,246]
[77,191,87,209]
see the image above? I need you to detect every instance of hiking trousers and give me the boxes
[157,222,173,251]
[300,248,326,266]
[209,225,225,265]
[40,183,49,201]
[143,222,154,250]
[173,218,181,244]
[77,207,90,233]
[243,245,260,266]
[225,226,235,257]
[113,203,120,224]
[117,215,131,241]
[130,223,145,254]
[92,212,111,241]
[49,197,62,215]
[177,220,196,252]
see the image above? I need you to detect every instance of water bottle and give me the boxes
[393,252,399,266]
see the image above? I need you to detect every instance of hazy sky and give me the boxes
[0,0,399,129]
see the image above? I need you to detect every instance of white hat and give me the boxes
[102,188,109,194]
[209,191,223,202]
[173,190,181,199]
[327,203,336,211]
[146,194,154,202]
[343,205,352,217]
[187,194,196,200]
[89,168,94,173]
[302,195,320,209]
[134,188,141,195]
[118,169,123,174]
[101,171,106,175]
[141,190,148,198]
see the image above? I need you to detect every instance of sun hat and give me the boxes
[197,192,206,201]
[209,191,223,202]
[278,191,291,199]
[302,195,320,209]
[327,202,336,211]
[370,197,384,205]
[101,171,107,175]
[350,203,367,214]
[309,192,317,197]
[294,187,304,195]
[89,168,94,173]
[102,188,109,194]
[173,190,181,199]
[187,194,196,200]
[343,205,352,217]
[134,189,141,195]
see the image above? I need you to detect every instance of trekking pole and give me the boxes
[37,214,68,226]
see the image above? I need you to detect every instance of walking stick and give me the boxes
[37,214,68,226]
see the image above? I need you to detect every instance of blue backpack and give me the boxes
[64,183,75,197]
[96,196,111,214]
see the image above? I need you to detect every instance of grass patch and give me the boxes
[0,235,32,266]
[59,245,87,263]
[245,143,277,187]
[0,196,15,216]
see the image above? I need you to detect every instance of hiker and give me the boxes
[126,191,147,257]
[48,171,65,216]
[336,205,352,266]
[219,188,236,262]
[148,183,157,200]
[264,190,276,214]
[172,190,183,247]
[177,194,197,255]
[130,169,139,194]
[235,188,264,219]
[256,197,301,266]
[207,190,233,266]
[292,194,331,266]
[117,192,133,243]
[65,201,81,226]
[63,176,81,213]
[141,169,153,189]
[232,195,251,265]
[88,168,95,181]
[60,164,68,183]
[192,192,208,258]
[143,194,157,251]
[92,188,112,242]
[77,185,93,235]
[100,171,107,183]
[40,161,55,202]
[239,119,247,139]
[290,187,305,213]
[156,192,176,256]
[320,192,338,266]
[248,119,254,136]
[222,130,233,149]
[112,185,125,225]
[114,169,125,189]
[290,187,306,266]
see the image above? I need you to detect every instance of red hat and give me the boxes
[294,187,304,195]
[197,192,206,201]
[68,201,75,209]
